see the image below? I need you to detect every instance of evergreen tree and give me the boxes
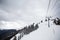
[13,36,16,40]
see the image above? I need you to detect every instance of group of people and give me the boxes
[53,18,60,25]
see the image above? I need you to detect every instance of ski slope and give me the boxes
[21,21,60,40]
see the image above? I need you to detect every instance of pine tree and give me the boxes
[13,36,16,40]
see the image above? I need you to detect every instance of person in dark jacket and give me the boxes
[53,18,60,25]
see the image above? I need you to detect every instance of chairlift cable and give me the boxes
[46,0,51,17]
[51,0,59,10]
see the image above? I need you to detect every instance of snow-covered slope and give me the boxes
[21,21,60,40]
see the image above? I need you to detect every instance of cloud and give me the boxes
[0,21,27,30]
[0,0,49,22]
[0,0,60,29]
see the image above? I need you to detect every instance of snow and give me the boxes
[20,21,60,40]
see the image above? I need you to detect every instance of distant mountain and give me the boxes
[0,29,17,40]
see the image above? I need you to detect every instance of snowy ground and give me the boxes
[21,21,60,40]
[0,19,60,40]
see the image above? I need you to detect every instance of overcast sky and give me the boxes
[0,0,60,28]
[0,0,60,22]
[0,0,49,29]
